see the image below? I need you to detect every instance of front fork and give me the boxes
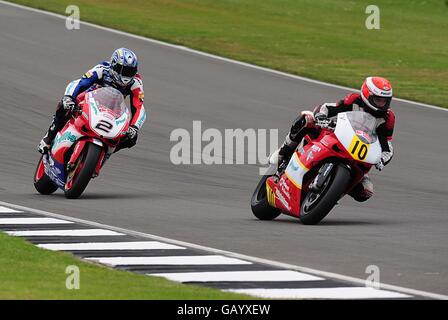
[309,162,352,193]
[67,139,106,178]
[309,163,334,192]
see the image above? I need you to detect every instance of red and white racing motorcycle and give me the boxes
[34,87,131,199]
[251,111,382,225]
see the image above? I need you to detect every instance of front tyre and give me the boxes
[34,156,58,195]
[299,164,351,225]
[251,175,281,220]
[64,143,102,199]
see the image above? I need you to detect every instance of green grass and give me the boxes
[0,232,252,299]
[7,0,448,107]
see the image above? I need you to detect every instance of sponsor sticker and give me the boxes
[279,179,291,200]
[275,189,291,211]
[355,130,372,143]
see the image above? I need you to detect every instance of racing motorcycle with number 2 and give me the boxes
[34,87,131,199]
[251,111,382,225]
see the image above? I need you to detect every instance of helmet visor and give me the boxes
[372,96,388,108]
[112,63,137,78]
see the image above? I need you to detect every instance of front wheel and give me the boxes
[251,175,281,220]
[299,164,351,225]
[34,155,58,195]
[64,143,102,199]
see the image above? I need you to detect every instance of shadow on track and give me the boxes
[26,191,170,201]
[249,217,388,226]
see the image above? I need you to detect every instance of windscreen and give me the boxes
[87,87,127,118]
[345,111,378,143]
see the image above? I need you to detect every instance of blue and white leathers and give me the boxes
[64,61,146,130]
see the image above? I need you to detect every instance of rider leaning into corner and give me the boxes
[38,47,146,155]
[271,76,395,202]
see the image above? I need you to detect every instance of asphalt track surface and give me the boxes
[0,2,447,295]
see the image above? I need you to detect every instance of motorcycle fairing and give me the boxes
[266,151,310,216]
[51,124,83,164]
[43,153,66,188]
[87,95,130,139]
[49,123,107,191]
[285,151,310,189]
[266,131,346,217]
[334,112,382,165]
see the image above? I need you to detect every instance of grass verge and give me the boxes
[0,232,251,299]
[6,0,448,108]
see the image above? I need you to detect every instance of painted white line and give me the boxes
[37,241,185,251]
[0,217,73,225]
[6,229,124,237]
[0,206,22,213]
[1,200,446,300]
[150,270,323,282]
[85,255,253,267]
[225,287,412,299]
[0,0,446,112]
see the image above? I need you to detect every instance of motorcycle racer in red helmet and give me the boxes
[271,76,395,202]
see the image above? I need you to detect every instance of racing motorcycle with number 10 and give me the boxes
[251,111,382,225]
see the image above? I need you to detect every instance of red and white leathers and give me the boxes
[275,92,395,202]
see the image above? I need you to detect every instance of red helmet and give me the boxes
[361,77,393,115]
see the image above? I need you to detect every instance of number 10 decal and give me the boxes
[349,137,369,161]
[95,120,113,133]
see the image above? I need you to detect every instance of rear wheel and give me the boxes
[299,164,351,225]
[64,143,102,199]
[33,156,58,195]
[251,175,281,220]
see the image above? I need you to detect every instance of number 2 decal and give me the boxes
[95,120,113,133]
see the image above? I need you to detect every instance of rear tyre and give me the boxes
[299,164,351,225]
[251,175,281,220]
[33,156,58,195]
[64,143,102,199]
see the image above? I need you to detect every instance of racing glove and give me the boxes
[300,110,316,128]
[314,112,332,128]
[62,95,77,112]
[126,125,139,140]
[314,112,328,121]
[375,160,385,171]
[376,149,393,171]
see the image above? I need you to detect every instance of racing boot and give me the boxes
[271,112,315,180]
[270,134,298,181]
[38,101,71,154]
[37,120,60,154]
[349,174,374,202]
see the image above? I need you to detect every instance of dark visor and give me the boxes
[112,63,137,77]
[372,96,388,107]
[369,95,391,110]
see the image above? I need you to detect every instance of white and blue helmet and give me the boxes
[110,48,138,87]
